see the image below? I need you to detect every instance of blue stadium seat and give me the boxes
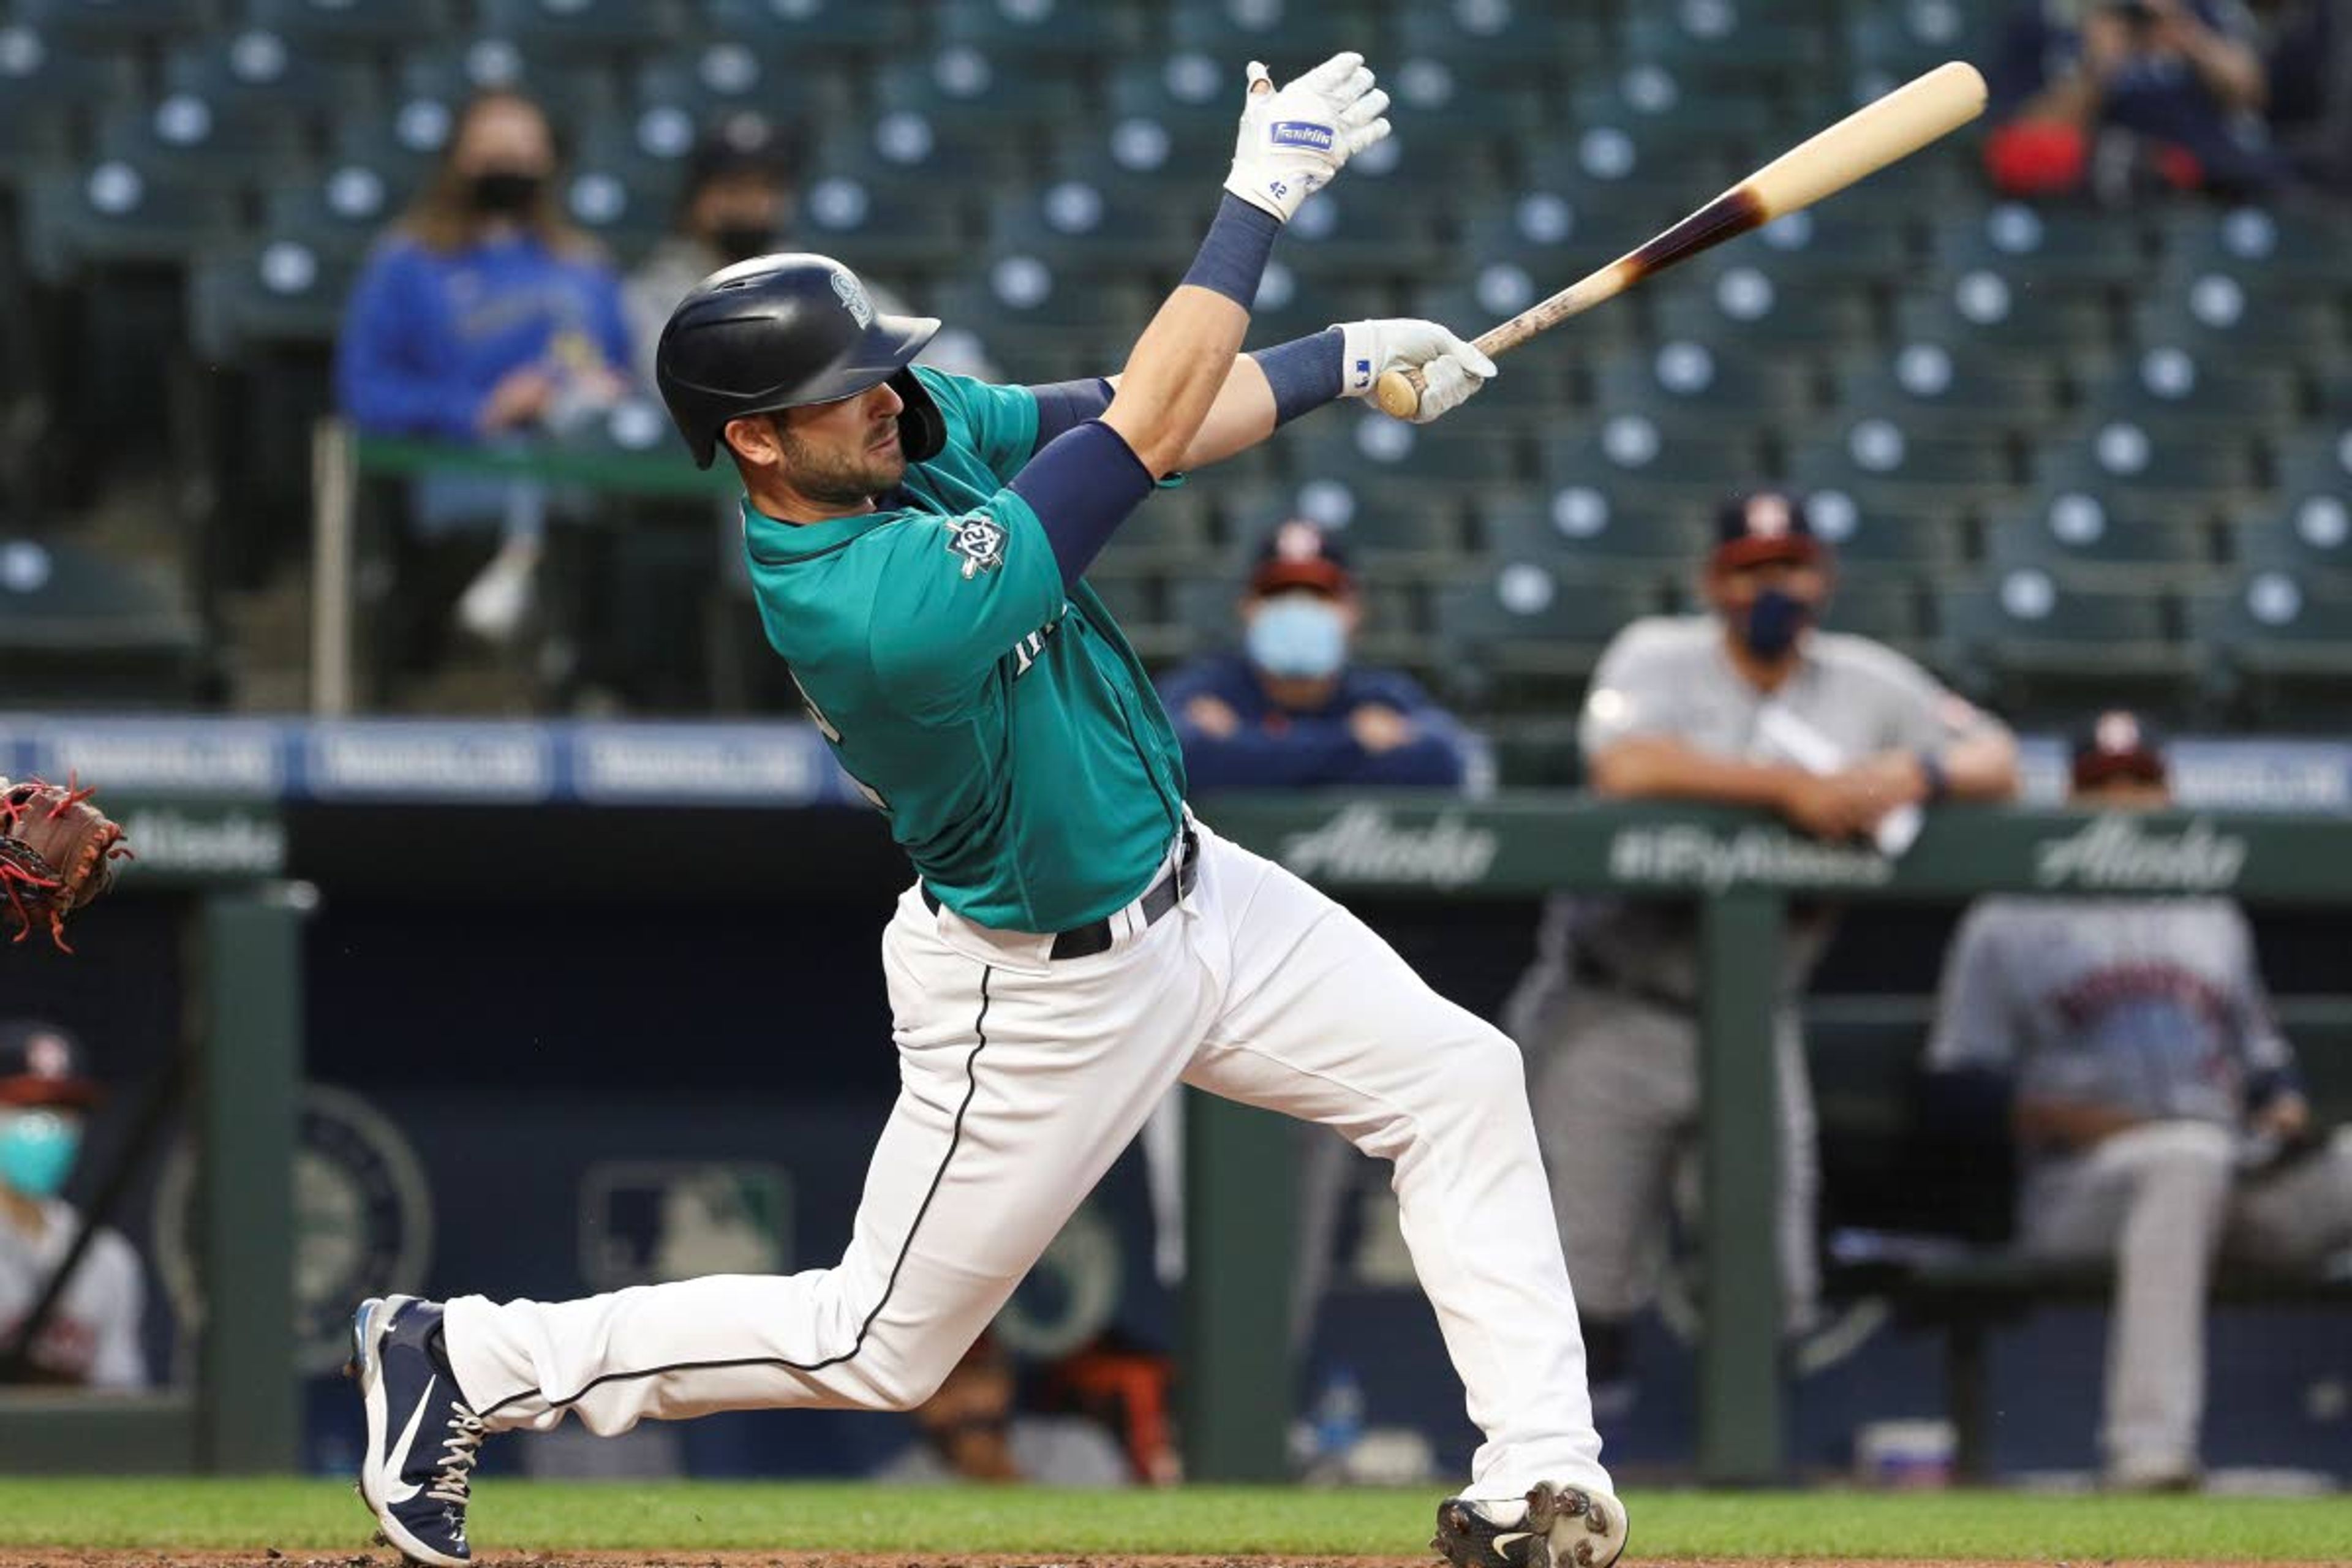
[797,172,971,274]
[1434,560,1664,708]
[1479,486,1708,573]
[165,28,381,124]
[2272,426,2352,501]
[1894,266,2114,364]
[1591,337,1812,438]
[1786,414,2013,513]
[2237,492,2352,587]
[1622,6,1833,96]
[1167,0,1382,70]
[1541,415,1768,514]
[330,94,464,200]
[1521,121,1738,235]
[239,0,453,57]
[927,254,1154,381]
[92,94,311,196]
[1781,486,1969,574]
[1653,255,1875,348]
[940,0,1147,67]
[2191,570,2352,730]
[1733,203,1914,291]
[2031,420,2260,524]
[262,162,418,263]
[2132,265,2346,365]
[566,118,698,263]
[634,45,852,137]
[1567,62,1779,155]
[1940,570,2196,725]
[1284,406,1529,502]
[2076,344,2299,435]
[1278,183,1446,283]
[475,0,680,58]
[1393,0,1604,88]
[805,111,1020,238]
[1985,492,2214,589]
[398,42,619,132]
[701,0,917,53]
[1106,51,1238,141]
[987,179,1196,274]
[872,47,1085,139]
[1831,339,2068,439]
[1929,201,2150,292]
[2154,203,2352,303]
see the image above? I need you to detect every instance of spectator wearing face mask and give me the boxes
[0,1022,146,1390]
[624,117,805,390]
[336,88,633,660]
[1158,519,1474,792]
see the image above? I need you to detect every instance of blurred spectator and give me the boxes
[873,1328,1132,1485]
[1927,711,2352,1491]
[0,1022,146,1390]
[2256,0,2352,194]
[1158,520,1474,791]
[1986,0,2285,201]
[336,89,631,660]
[624,117,802,390]
[1504,491,2018,1415]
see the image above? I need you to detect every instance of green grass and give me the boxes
[1,1481,2348,1560]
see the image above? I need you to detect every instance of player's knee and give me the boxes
[861,1339,963,1412]
[2118,1120,2234,1184]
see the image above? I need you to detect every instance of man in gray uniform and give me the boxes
[1928,711,2352,1490]
[1507,491,2019,1407]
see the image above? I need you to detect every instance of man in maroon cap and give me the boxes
[0,1020,147,1389]
[1158,518,1475,791]
[1503,489,2019,1417]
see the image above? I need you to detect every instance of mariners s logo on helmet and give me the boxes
[831,268,874,329]
[945,514,1007,580]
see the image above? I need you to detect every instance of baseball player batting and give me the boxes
[349,54,1628,1568]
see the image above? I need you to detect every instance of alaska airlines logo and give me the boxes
[1281,805,1498,889]
[2034,815,2247,891]
[1271,121,1336,150]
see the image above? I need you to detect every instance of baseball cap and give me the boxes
[1250,518,1355,597]
[1711,489,1825,571]
[2070,708,2168,791]
[684,113,802,200]
[0,1020,100,1109]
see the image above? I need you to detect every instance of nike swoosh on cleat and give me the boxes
[380,1373,437,1506]
[1491,1531,1536,1561]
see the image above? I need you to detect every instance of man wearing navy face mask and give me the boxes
[1160,519,1473,791]
[1501,490,2017,1418]
[0,1022,147,1389]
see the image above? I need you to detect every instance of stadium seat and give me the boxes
[1567,62,1780,158]
[565,121,694,265]
[1053,115,1232,202]
[12,0,211,49]
[1090,491,1218,573]
[239,0,454,58]
[1479,486,1709,574]
[2075,344,2299,434]
[1940,570,2195,725]
[1106,51,1238,141]
[1521,122,1738,236]
[1434,561,1662,709]
[872,47,1085,139]
[1621,9,1832,97]
[1285,407,1529,503]
[1785,415,2013,513]
[1735,203,1914,292]
[2030,421,2260,524]
[1794,486,1969,573]
[330,94,466,202]
[189,234,358,362]
[1985,492,2213,589]
[940,0,1147,67]
[0,532,212,707]
[398,43,619,132]
[2153,203,2352,304]
[1591,338,1813,439]
[1242,262,1391,353]
[1393,0,1604,89]
[2192,570,2352,730]
[1279,183,1447,284]
[633,46,852,137]
[796,172,971,274]
[1541,416,1768,515]
[91,95,311,197]
[1815,568,1930,652]
[475,0,680,58]
[927,255,1154,380]
[1166,568,1427,672]
[987,179,1196,274]
[163,29,380,124]
[700,0,917,54]
[1894,267,2114,366]
[2132,266,2345,365]
[20,160,240,283]
[1460,190,1623,298]
[1224,481,1471,576]
[1929,202,2150,292]
[1653,257,1875,348]
[2271,426,2352,503]
[1167,0,1382,69]
[1847,0,1999,84]
[0,24,133,186]
[2238,492,2352,587]
[1830,341,2067,440]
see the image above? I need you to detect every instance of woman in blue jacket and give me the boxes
[337,89,631,655]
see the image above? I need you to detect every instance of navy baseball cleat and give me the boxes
[349,1295,488,1568]
[1431,1482,1629,1568]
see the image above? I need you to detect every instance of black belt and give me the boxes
[924,828,1198,960]
[1572,949,1695,1014]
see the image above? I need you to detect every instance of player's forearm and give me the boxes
[1586,735,1812,810]
[1104,197,1276,477]
[1940,729,2021,802]
[1104,356,1281,470]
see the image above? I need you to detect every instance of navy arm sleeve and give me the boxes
[1009,420,1155,590]
[1027,378,1115,453]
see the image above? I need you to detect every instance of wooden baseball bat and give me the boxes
[1374,61,1988,420]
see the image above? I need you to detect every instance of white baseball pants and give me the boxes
[445,818,1611,1500]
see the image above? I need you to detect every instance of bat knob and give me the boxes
[1373,368,1424,421]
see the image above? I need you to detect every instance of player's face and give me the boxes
[771,381,910,505]
[2071,776,2173,810]
[451,97,557,181]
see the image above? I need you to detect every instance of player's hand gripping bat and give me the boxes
[1374,61,1988,420]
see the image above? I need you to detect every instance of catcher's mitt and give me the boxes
[0,777,130,951]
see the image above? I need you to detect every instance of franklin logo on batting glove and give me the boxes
[1271,121,1336,150]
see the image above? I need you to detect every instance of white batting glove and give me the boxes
[1224,53,1390,224]
[1335,318,1498,423]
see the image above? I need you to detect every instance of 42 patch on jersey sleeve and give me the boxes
[944,514,1008,580]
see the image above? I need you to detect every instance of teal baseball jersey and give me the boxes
[743,366,1189,933]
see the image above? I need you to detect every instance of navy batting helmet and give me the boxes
[655,252,945,470]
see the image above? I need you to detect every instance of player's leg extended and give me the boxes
[2021,1120,2231,1483]
[1178,823,1618,1544]
[440,886,1217,1436]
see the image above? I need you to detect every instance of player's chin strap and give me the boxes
[888,368,946,461]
